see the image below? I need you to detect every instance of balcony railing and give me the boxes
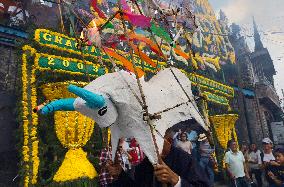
[256,77,280,107]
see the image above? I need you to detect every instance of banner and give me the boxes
[35,52,107,77]
[35,29,102,57]
[202,91,229,106]
[188,73,234,97]
[34,29,161,73]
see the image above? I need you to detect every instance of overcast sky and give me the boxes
[208,0,284,98]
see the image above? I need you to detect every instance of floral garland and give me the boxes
[34,29,163,73]
[21,48,30,187]
[202,91,229,106]
[34,52,108,77]
[21,43,102,185]
[31,65,39,184]
[209,114,239,149]
[34,29,99,58]
[53,148,97,182]
[194,53,221,70]
[40,81,88,99]
[53,111,94,149]
[41,81,97,182]
[22,45,38,186]
[188,73,234,97]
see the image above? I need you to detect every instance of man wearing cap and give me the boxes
[261,138,276,164]
[261,138,280,186]
[198,133,215,187]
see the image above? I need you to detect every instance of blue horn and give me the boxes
[40,98,75,114]
[68,84,105,109]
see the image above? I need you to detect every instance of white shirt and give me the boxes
[263,152,275,163]
[176,141,192,154]
[224,150,246,178]
[174,177,181,187]
[121,141,130,151]
[248,150,261,169]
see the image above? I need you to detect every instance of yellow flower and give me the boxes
[24,176,29,187]
[22,47,39,185]
[53,148,97,182]
[54,111,94,149]
[210,114,238,149]
[40,81,97,182]
[187,73,234,97]
[22,53,31,183]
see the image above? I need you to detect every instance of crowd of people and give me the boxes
[98,128,284,187]
[225,138,284,187]
[99,138,145,186]
[172,130,216,186]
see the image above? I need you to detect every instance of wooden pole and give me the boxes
[130,0,167,71]
[117,3,167,186]
[57,0,65,33]
[68,15,90,82]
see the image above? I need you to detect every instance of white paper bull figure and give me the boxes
[40,67,208,164]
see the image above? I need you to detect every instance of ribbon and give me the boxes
[90,0,107,18]
[150,23,172,43]
[117,33,165,59]
[124,12,151,28]
[130,43,157,68]
[128,33,165,59]
[162,45,190,60]
[121,0,131,12]
[103,47,145,77]
[119,0,151,28]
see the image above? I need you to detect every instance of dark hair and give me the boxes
[274,148,284,154]
[227,139,236,148]
[180,132,188,139]
[249,143,258,153]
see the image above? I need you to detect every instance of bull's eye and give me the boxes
[98,106,107,116]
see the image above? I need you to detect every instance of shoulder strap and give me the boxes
[260,152,264,163]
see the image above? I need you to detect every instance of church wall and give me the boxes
[259,104,275,139]
[232,91,250,144]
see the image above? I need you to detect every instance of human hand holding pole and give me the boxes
[154,160,179,186]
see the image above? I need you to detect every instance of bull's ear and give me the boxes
[40,98,75,114]
[68,84,105,109]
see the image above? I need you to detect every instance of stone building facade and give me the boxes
[0,1,59,185]
[0,26,27,186]
[227,19,283,146]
